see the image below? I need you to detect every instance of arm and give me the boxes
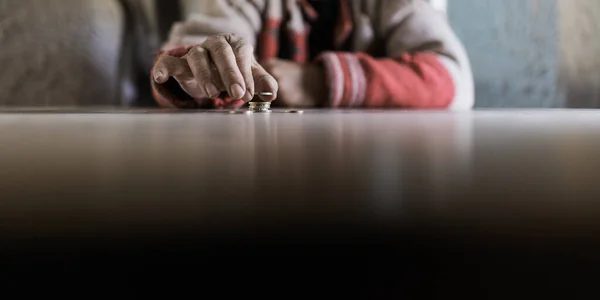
[151,0,266,108]
[318,0,474,110]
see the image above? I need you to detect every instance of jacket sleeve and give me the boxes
[317,0,474,110]
[151,0,265,108]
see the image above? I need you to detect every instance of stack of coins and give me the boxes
[248,92,273,112]
[248,101,271,112]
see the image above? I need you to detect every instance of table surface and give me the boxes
[3,108,600,296]
[1,108,600,238]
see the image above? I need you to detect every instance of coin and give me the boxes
[229,110,253,114]
[248,101,271,112]
[284,110,304,114]
[256,92,274,97]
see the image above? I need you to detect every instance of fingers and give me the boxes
[202,35,247,101]
[252,62,278,102]
[153,56,191,84]
[186,46,222,99]
[157,34,273,102]
[230,38,255,102]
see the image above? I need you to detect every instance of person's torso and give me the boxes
[277,0,350,61]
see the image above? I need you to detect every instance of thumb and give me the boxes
[252,62,278,102]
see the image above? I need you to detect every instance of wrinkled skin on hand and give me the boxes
[153,34,278,103]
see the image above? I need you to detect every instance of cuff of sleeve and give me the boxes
[316,52,367,108]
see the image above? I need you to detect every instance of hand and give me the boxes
[153,34,278,102]
[261,59,328,108]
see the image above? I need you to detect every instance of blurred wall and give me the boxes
[449,0,600,108]
[449,0,563,108]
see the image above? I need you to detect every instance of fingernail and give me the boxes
[243,90,253,102]
[230,83,245,100]
[154,70,164,81]
[205,83,220,98]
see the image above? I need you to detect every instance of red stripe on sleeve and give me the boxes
[317,51,455,109]
[359,52,455,108]
[258,19,281,62]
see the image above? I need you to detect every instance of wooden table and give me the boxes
[1,108,600,297]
